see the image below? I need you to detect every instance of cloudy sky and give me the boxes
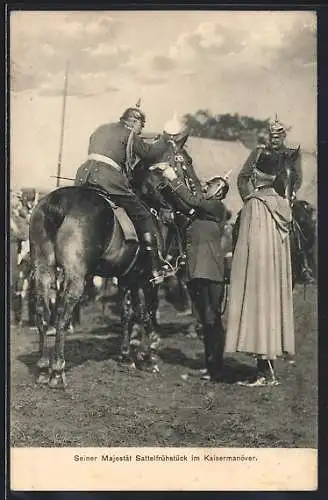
[10,10,317,189]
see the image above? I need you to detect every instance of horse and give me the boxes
[289,199,316,286]
[28,135,188,388]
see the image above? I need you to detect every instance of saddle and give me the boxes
[81,185,138,243]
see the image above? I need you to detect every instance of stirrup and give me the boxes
[149,266,176,285]
[301,269,315,284]
[149,271,165,285]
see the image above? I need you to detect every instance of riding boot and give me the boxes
[300,254,315,284]
[141,232,167,285]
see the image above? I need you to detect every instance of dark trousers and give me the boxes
[86,187,155,237]
[78,160,157,238]
[104,193,156,237]
[187,279,225,376]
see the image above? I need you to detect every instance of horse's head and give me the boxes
[293,199,316,242]
[273,146,300,200]
[132,132,191,210]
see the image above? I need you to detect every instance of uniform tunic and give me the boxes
[166,156,227,283]
[185,218,225,282]
[237,144,302,201]
[75,121,168,196]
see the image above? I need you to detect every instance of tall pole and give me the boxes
[56,60,69,187]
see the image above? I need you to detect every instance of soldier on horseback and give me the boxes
[74,100,175,285]
[237,116,315,284]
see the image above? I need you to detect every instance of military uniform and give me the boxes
[75,121,169,235]
[162,147,228,380]
[75,122,167,206]
[237,144,302,202]
[160,149,228,224]
[74,107,175,284]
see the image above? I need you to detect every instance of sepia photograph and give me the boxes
[9,9,317,490]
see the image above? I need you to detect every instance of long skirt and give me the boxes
[225,197,295,359]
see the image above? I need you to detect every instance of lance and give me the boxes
[223,168,233,179]
[56,60,70,188]
[51,175,75,182]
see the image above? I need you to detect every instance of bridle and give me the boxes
[167,139,197,195]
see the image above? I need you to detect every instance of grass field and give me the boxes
[10,283,317,448]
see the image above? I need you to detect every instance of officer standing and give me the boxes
[151,115,230,381]
[237,116,314,284]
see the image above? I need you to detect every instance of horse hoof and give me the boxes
[129,361,136,369]
[36,359,50,370]
[150,340,160,350]
[45,326,56,336]
[152,364,160,373]
[118,353,132,365]
[36,373,50,385]
[48,373,67,389]
[130,338,141,347]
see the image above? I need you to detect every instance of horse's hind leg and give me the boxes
[34,264,56,384]
[49,270,85,388]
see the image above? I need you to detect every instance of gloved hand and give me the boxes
[162,166,178,181]
[150,163,178,181]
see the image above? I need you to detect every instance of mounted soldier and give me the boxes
[74,100,175,285]
[236,116,315,284]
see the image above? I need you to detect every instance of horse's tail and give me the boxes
[41,189,73,234]
[29,188,74,274]
[29,190,74,328]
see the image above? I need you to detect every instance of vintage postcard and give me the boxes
[9,9,317,491]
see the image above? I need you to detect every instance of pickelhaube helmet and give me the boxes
[269,113,287,136]
[205,176,229,200]
[21,188,36,202]
[120,98,146,126]
[163,112,187,136]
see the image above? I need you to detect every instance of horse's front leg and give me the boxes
[119,286,133,362]
[49,274,84,389]
[140,284,161,373]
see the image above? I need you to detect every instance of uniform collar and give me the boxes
[121,120,135,132]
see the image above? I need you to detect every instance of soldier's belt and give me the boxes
[88,153,122,172]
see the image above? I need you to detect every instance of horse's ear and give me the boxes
[174,131,189,150]
[292,146,300,161]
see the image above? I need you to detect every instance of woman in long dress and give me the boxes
[225,148,295,386]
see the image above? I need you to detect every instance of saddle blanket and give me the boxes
[89,187,138,243]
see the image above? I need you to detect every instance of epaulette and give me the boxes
[284,142,301,152]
